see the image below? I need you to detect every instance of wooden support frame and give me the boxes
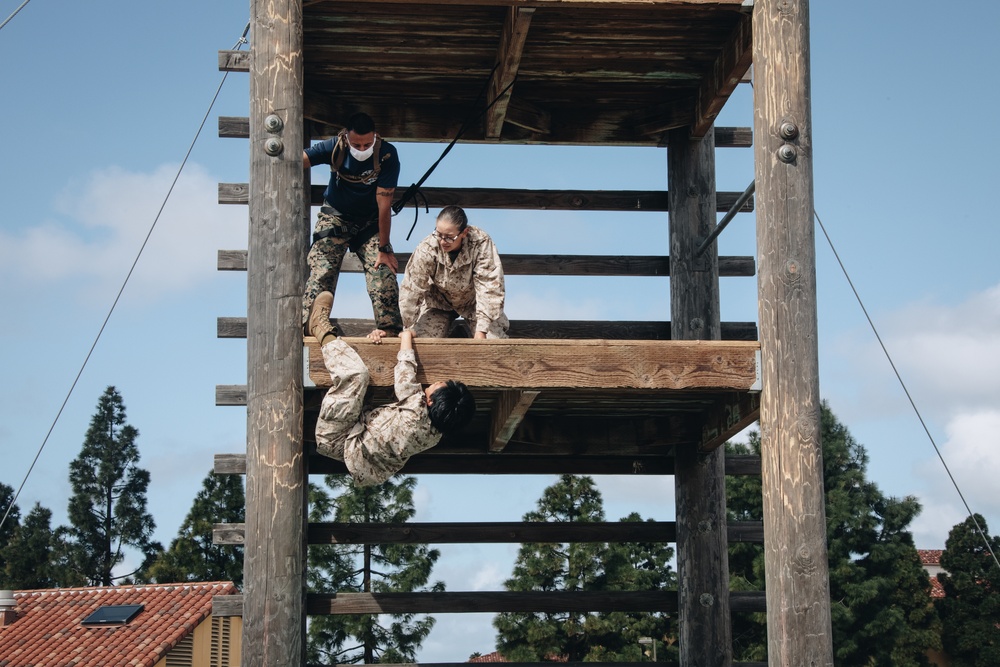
[487,7,535,138]
[753,0,835,664]
[489,389,541,451]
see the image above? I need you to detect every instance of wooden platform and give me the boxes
[304,337,760,456]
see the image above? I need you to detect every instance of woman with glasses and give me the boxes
[399,205,509,339]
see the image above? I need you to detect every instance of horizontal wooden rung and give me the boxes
[217,317,758,341]
[212,520,764,546]
[212,590,766,617]
[217,249,755,277]
[219,183,755,213]
[212,453,762,476]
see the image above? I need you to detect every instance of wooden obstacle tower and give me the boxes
[212,1,834,665]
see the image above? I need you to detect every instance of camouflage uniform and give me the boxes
[315,337,441,486]
[399,226,509,338]
[303,208,403,333]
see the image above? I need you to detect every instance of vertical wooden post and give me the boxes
[668,126,731,667]
[753,0,834,665]
[243,1,307,666]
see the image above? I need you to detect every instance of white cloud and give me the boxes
[828,282,1000,421]
[0,163,246,305]
[914,409,1000,539]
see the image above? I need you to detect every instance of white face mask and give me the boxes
[349,141,375,162]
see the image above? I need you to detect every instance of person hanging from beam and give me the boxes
[303,112,403,342]
[307,291,476,485]
[399,205,509,339]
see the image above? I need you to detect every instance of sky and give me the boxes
[2,0,999,661]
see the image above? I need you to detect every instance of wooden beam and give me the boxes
[487,7,535,138]
[692,13,753,138]
[754,0,835,663]
[217,316,759,341]
[213,521,764,545]
[214,590,766,617]
[213,453,762,476]
[490,390,540,451]
[218,250,757,278]
[221,116,752,147]
[306,339,761,389]
[243,0,307,665]
[219,183,756,213]
[699,390,761,451]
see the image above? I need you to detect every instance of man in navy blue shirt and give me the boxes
[303,112,403,341]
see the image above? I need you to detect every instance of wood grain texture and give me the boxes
[306,338,760,389]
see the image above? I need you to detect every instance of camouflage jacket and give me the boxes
[399,226,506,334]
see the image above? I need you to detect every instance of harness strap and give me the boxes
[331,130,383,184]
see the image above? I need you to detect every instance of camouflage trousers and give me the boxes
[409,305,509,339]
[314,338,369,462]
[303,209,403,334]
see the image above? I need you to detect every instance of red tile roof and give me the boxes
[929,577,945,599]
[470,651,506,662]
[918,549,943,566]
[0,581,238,667]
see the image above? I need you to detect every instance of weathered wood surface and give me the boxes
[243,0,306,666]
[213,520,764,546]
[490,389,540,451]
[754,0,834,664]
[214,452,763,476]
[219,183,755,212]
[217,316,759,341]
[213,590,767,617]
[221,115,753,148]
[217,249,756,277]
[668,126,732,666]
[305,338,760,389]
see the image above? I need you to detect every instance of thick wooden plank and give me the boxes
[214,453,762,476]
[219,183,756,212]
[213,590,766,618]
[218,249,756,277]
[754,0,835,664]
[213,521,764,546]
[490,390,540,451]
[218,317,757,340]
[221,115,752,147]
[307,338,761,389]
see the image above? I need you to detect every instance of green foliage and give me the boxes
[493,475,676,662]
[726,402,939,666]
[307,474,441,664]
[2,503,59,589]
[145,471,245,586]
[935,514,1000,667]
[64,386,159,586]
[0,482,20,587]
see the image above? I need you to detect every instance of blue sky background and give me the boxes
[2,0,999,660]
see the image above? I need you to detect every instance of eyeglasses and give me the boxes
[433,230,463,243]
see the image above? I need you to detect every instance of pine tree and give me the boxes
[2,502,57,589]
[145,471,245,585]
[307,474,442,664]
[493,475,676,662]
[936,514,1000,667]
[726,402,940,665]
[0,482,21,588]
[65,386,159,585]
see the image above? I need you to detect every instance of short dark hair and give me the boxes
[346,112,376,135]
[437,205,468,231]
[427,380,476,434]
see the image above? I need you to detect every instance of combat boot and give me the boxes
[309,291,336,342]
